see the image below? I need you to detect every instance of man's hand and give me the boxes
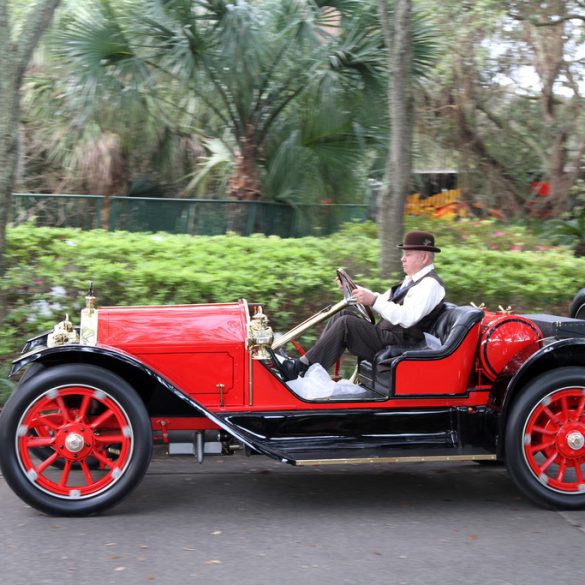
[352,286,377,307]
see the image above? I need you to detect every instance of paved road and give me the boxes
[1,448,584,585]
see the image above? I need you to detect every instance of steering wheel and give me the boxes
[336,268,375,324]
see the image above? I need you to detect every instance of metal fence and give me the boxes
[12,194,104,230]
[11,194,369,237]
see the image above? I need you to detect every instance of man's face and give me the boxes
[401,250,428,276]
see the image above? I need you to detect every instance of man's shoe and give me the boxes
[280,358,308,381]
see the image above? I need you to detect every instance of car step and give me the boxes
[285,447,497,466]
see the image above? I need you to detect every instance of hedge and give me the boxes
[1,220,583,402]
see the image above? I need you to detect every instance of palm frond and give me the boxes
[184,137,233,196]
[54,0,149,105]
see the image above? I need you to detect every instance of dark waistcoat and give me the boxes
[376,270,446,343]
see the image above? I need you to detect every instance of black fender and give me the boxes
[8,344,289,462]
[492,337,585,456]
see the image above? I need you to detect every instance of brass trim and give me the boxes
[248,350,253,406]
[272,299,348,351]
[295,454,497,466]
[217,383,225,408]
[242,298,254,406]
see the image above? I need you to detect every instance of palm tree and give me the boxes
[23,0,439,212]
[52,0,387,200]
[21,0,201,198]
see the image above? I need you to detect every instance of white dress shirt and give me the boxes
[371,264,445,328]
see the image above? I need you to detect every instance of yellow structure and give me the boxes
[405,188,465,219]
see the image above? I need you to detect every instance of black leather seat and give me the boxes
[359,303,484,396]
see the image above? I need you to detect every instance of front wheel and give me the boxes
[0,364,152,516]
[505,367,585,509]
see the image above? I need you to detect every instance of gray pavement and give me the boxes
[1,448,584,585]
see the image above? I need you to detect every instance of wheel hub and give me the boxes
[55,424,94,460]
[555,423,585,459]
[567,431,585,451]
[65,433,85,453]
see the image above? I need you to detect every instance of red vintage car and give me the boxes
[1,278,585,516]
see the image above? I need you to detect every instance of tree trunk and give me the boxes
[0,0,62,317]
[226,124,262,234]
[228,124,262,201]
[0,82,20,282]
[522,2,584,215]
[378,0,413,277]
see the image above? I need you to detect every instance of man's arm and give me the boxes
[353,278,445,328]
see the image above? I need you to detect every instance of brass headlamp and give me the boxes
[47,314,79,347]
[247,306,274,360]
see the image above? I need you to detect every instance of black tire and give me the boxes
[0,364,152,516]
[18,362,46,385]
[505,367,585,510]
[569,288,585,319]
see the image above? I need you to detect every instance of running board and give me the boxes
[294,453,497,466]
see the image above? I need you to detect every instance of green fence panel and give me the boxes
[108,198,300,236]
[290,204,369,236]
[11,194,368,237]
[11,194,103,230]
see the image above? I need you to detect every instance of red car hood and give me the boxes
[97,301,249,353]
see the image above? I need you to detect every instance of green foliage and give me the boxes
[340,219,583,310]
[18,0,442,204]
[1,222,584,389]
[546,209,585,253]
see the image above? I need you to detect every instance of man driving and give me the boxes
[281,230,446,380]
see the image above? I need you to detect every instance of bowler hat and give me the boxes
[397,230,441,253]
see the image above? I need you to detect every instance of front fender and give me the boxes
[9,344,288,462]
[493,337,585,454]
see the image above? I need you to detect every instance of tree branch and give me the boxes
[507,9,585,26]
[455,104,526,212]
[202,60,245,139]
[15,0,62,81]
[532,14,585,26]
[256,84,307,146]
[0,2,10,55]
[252,33,297,124]
[475,103,548,166]
[566,137,585,187]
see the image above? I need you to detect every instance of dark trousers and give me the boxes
[304,310,401,370]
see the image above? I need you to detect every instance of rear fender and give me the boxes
[493,338,585,455]
[9,345,287,461]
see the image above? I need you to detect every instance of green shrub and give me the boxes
[1,222,583,403]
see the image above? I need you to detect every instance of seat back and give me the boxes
[391,303,484,396]
[358,303,484,397]
[427,302,484,353]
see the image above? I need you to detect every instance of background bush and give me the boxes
[1,220,583,400]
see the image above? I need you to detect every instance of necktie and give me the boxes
[392,280,410,299]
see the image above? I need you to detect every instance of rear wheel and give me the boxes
[0,364,152,516]
[569,288,585,319]
[505,367,585,509]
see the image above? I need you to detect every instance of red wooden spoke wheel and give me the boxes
[0,364,152,516]
[522,388,585,493]
[506,367,585,509]
[17,386,134,498]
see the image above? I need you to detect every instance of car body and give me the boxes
[1,286,585,516]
